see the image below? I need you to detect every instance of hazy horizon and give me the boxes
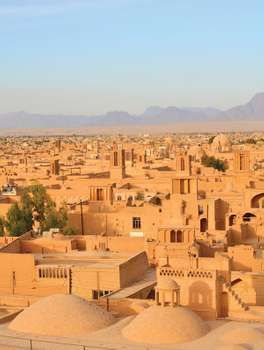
[0,0,263,115]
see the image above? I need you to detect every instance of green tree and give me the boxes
[5,184,72,236]
[0,217,5,236]
[201,155,228,172]
[5,202,30,236]
[20,188,33,229]
[29,183,50,223]
[42,203,68,232]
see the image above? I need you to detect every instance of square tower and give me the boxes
[233,150,250,172]
[175,152,191,176]
[110,143,126,180]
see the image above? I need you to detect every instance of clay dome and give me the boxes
[157,277,180,290]
[211,133,231,152]
[122,305,209,344]
[9,294,115,337]
[215,345,248,350]
[222,327,264,344]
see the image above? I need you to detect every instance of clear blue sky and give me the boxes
[0,0,263,115]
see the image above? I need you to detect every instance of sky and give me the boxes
[0,0,263,115]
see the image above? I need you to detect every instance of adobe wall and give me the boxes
[228,245,256,271]
[0,253,35,295]
[119,252,148,288]
[77,235,145,253]
[71,265,120,300]
[21,238,76,254]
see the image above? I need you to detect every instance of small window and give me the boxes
[132,217,141,229]
[92,290,99,299]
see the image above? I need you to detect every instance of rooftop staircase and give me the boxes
[224,281,249,312]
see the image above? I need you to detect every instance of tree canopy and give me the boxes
[201,155,228,172]
[4,184,74,237]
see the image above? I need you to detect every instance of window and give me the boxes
[132,217,141,229]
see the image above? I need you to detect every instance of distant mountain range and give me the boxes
[1,93,264,129]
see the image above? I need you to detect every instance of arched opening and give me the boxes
[176,230,183,242]
[170,230,176,243]
[200,218,208,232]
[189,281,213,313]
[251,193,264,208]
[243,212,256,222]
[229,214,237,226]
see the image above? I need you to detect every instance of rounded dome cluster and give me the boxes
[211,133,231,153]
[122,305,209,344]
[9,294,115,337]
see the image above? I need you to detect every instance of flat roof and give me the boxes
[34,250,142,269]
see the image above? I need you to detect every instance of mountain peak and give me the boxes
[0,93,263,129]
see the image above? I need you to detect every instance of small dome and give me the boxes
[157,277,180,290]
[122,305,209,344]
[212,134,231,152]
[9,294,115,337]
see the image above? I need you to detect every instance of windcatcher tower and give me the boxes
[175,152,191,176]
[233,150,250,173]
[110,142,126,180]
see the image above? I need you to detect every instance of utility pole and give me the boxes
[12,271,16,295]
[80,200,84,236]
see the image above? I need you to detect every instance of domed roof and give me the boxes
[215,345,248,350]
[213,133,231,145]
[157,277,180,290]
[122,305,209,344]
[212,133,231,152]
[222,327,264,345]
[9,294,115,337]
